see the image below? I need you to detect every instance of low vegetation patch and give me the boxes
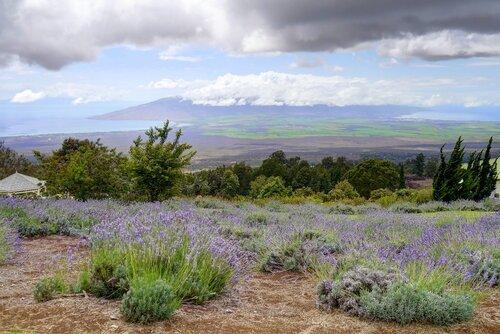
[3,196,494,326]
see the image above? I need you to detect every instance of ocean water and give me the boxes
[0,99,164,137]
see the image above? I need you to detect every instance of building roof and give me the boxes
[0,172,45,194]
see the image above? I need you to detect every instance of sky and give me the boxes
[1,0,500,109]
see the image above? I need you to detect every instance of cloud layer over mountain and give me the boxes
[1,0,500,69]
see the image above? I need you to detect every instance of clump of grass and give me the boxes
[80,235,233,323]
[33,275,68,302]
[83,246,129,299]
[121,278,181,323]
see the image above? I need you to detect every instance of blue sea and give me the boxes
[0,98,164,137]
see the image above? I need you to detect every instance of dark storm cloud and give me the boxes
[1,0,499,70]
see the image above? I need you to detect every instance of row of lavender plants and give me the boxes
[0,197,498,325]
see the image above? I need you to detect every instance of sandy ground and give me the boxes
[0,236,499,334]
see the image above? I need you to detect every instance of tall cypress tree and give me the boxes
[441,137,465,202]
[433,136,497,202]
[432,144,447,200]
[462,151,481,200]
[474,137,497,200]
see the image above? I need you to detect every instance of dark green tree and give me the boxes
[473,137,497,200]
[344,158,400,198]
[414,153,425,177]
[398,163,406,189]
[257,151,288,180]
[0,141,37,179]
[220,169,240,198]
[424,156,439,178]
[432,137,496,202]
[128,121,195,201]
[432,144,447,200]
[232,162,253,195]
[440,137,465,202]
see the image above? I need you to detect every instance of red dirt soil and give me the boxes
[0,236,498,334]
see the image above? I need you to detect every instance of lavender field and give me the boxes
[0,197,499,329]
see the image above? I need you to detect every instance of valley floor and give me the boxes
[0,236,498,334]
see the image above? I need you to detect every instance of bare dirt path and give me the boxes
[0,236,498,334]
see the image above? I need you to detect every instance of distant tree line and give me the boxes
[182,150,403,199]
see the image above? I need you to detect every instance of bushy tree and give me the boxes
[328,180,360,201]
[322,156,352,185]
[250,175,290,198]
[128,121,195,201]
[257,150,288,179]
[35,138,126,200]
[220,169,240,198]
[344,159,400,198]
[232,162,253,195]
[0,141,38,179]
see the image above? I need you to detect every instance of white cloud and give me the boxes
[158,45,201,62]
[10,83,123,104]
[147,78,186,89]
[330,66,344,73]
[11,89,45,103]
[378,31,500,61]
[148,71,498,107]
[290,57,325,68]
[159,55,201,62]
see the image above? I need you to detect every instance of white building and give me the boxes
[0,172,46,196]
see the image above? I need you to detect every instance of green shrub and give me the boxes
[370,188,393,200]
[33,276,68,302]
[409,188,433,204]
[328,180,360,201]
[375,195,398,207]
[121,278,181,323]
[250,176,291,199]
[360,284,474,325]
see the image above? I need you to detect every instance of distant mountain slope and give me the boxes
[92,97,423,122]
